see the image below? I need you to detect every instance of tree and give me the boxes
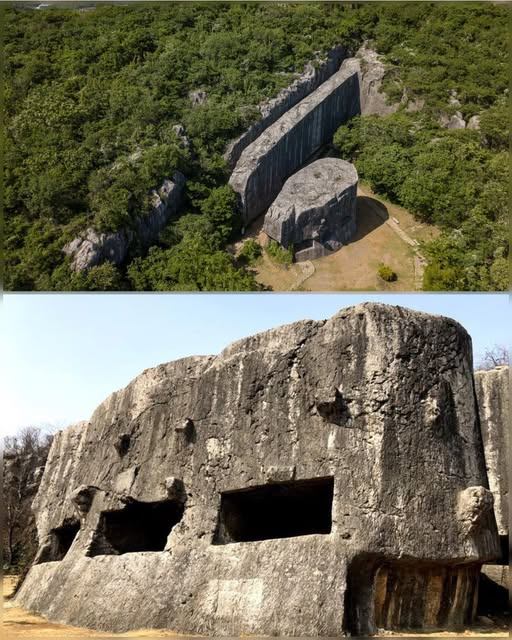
[199,185,239,248]
[3,426,54,571]
[476,346,509,371]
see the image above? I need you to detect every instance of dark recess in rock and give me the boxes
[213,477,334,544]
[91,499,184,556]
[114,433,131,456]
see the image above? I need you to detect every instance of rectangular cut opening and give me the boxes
[93,499,184,555]
[37,520,80,563]
[213,476,334,544]
[53,521,80,559]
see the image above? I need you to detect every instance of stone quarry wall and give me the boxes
[63,172,185,272]
[474,366,509,617]
[15,304,500,636]
[474,366,509,540]
[224,46,347,170]
[229,58,361,225]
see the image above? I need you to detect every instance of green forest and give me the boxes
[3,2,509,291]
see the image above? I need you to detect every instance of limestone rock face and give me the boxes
[440,111,466,129]
[356,45,400,116]
[474,366,509,539]
[63,172,185,271]
[467,115,481,130]
[16,304,500,636]
[263,158,358,261]
[229,58,361,224]
[224,46,347,170]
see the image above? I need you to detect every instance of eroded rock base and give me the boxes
[374,562,480,631]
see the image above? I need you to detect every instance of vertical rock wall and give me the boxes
[224,46,347,169]
[474,366,509,540]
[229,58,361,224]
[15,305,500,636]
[63,172,186,272]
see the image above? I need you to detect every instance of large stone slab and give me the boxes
[224,46,347,170]
[474,366,509,541]
[229,58,361,224]
[16,304,500,636]
[263,158,358,261]
[474,366,509,542]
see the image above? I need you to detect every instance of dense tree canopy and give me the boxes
[3,2,509,290]
[333,3,509,291]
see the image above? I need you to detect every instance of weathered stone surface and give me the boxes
[229,58,361,224]
[467,115,481,130]
[224,46,347,170]
[440,111,466,129]
[63,172,185,271]
[356,45,399,116]
[263,158,358,261]
[16,304,500,636]
[189,89,207,106]
[474,366,509,540]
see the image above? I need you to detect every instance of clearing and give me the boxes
[233,183,438,291]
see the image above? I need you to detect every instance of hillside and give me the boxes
[3,2,509,291]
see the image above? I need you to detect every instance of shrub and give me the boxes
[238,239,262,264]
[266,240,294,265]
[378,263,397,282]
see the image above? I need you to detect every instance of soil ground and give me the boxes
[3,575,507,639]
[232,184,438,292]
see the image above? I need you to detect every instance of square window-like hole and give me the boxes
[213,476,334,544]
[91,499,184,555]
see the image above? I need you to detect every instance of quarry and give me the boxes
[14,303,509,636]
[63,46,383,272]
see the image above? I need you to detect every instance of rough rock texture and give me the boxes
[16,304,500,636]
[439,111,467,130]
[263,158,358,261]
[474,366,509,540]
[224,46,347,170]
[356,45,399,116]
[229,58,361,224]
[467,115,481,130]
[63,172,185,271]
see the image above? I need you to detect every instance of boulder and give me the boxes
[440,111,466,129]
[16,304,500,636]
[468,115,481,130]
[263,158,358,261]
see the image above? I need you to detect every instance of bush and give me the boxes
[266,240,294,265]
[238,239,262,264]
[378,263,397,282]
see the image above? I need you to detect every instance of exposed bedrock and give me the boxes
[63,172,185,272]
[474,366,509,541]
[229,58,361,225]
[16,304,500,635]
[224,46,347,170]
[474,365,510,617]
[356,44,400,116]
[263,158,358,261]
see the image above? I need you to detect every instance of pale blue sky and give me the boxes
[1,293,509,437]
